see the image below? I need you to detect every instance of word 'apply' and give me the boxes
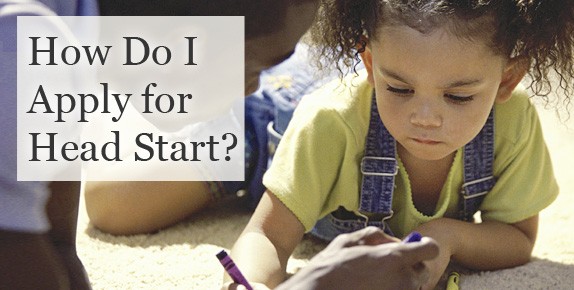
[26,82,194,123]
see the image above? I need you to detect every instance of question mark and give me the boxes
[222,133,237,161]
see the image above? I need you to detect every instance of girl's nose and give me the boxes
[410,100,442,128]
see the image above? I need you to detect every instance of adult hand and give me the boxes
[276,227,439,290]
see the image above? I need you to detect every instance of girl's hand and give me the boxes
[419,241,452,290]
[414,219,456,290]
[221,282,270,290]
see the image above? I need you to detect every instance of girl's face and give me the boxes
[363,25,521,162]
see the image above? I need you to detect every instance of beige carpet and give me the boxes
[77,101,574,290]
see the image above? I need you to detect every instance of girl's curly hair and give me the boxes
[310,0,574,109]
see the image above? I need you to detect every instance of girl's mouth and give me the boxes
[412,138,440,145]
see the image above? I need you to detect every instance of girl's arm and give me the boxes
[421,215,537,269]
[229,191,306,288]
[415,215,538,290]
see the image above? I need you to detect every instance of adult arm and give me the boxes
[47,181,91,290]
[0,229,70,290]
[0,181,90,290]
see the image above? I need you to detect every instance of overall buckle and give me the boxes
[361,156,398,176]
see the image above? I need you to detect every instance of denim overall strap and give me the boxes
[359,93,398,218]
[460,108,496,221]
[309,92,397,241]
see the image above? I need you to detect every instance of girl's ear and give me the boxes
[496,57,529,104]
[358,36,374,85]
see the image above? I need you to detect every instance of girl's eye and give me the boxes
[445,94,474,104]
[386,85,414,95]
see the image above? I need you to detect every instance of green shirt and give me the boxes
[263,71,559,238]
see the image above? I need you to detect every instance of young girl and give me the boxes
[229,1,574,289]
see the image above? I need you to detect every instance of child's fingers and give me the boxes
[223,282,268,290]
[221,282,232,290]
[222,282,245,290]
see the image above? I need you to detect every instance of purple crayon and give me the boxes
[402,231,422,243]
[216,250,253,290]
